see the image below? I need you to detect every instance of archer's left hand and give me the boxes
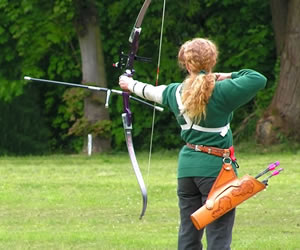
[119,75,135,92]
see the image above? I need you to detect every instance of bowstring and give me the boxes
[146,0,166,186]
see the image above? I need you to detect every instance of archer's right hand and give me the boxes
[215,73,232,81]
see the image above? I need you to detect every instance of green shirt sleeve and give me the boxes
[215,69,267,112]
[162,82,181,113]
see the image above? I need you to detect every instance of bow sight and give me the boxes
[113,51,152,70]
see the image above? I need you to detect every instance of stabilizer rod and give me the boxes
[24,76,163,112]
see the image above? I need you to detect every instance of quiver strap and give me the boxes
[190,163,266,230]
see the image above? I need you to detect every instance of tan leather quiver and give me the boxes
[190,162,266,230]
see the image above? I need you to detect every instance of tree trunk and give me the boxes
[75,0,111,153]
[256,0,300,144]
[270,0,288,56]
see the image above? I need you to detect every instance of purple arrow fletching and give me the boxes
[268,161,280,171]
[272,168,283,176]
[255,161,280,179]
[261,167,284,185]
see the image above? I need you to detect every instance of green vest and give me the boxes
[162,69,267,178]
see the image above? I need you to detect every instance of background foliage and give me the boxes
[0,0,276,155]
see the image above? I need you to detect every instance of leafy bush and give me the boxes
[0,0,277,154]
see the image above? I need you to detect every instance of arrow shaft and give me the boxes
[255,161,280,179]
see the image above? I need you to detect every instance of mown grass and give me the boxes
[0,147,299,249]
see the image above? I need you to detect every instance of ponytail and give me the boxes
[181,72,215,122]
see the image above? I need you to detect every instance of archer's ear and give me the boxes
[186,65,191,74]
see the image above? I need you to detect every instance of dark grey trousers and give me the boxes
[177,177,235,250]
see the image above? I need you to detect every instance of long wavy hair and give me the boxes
[178,38,218,122]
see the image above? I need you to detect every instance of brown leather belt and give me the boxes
[186,143,234,159]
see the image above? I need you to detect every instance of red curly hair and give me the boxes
[178,38,218,122]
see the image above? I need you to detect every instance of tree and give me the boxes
[0,0,278,154]
[256,0,300,144]
[72,0,111,153]
[0,0,111,153]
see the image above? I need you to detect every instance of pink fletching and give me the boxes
[272,168,283,176]
[268,161,280,170]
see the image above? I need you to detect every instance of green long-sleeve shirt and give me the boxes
[162,69,267,178]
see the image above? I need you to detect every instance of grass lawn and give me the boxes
[0,146,299,249]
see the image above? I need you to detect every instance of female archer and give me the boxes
[119,38,266,250]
